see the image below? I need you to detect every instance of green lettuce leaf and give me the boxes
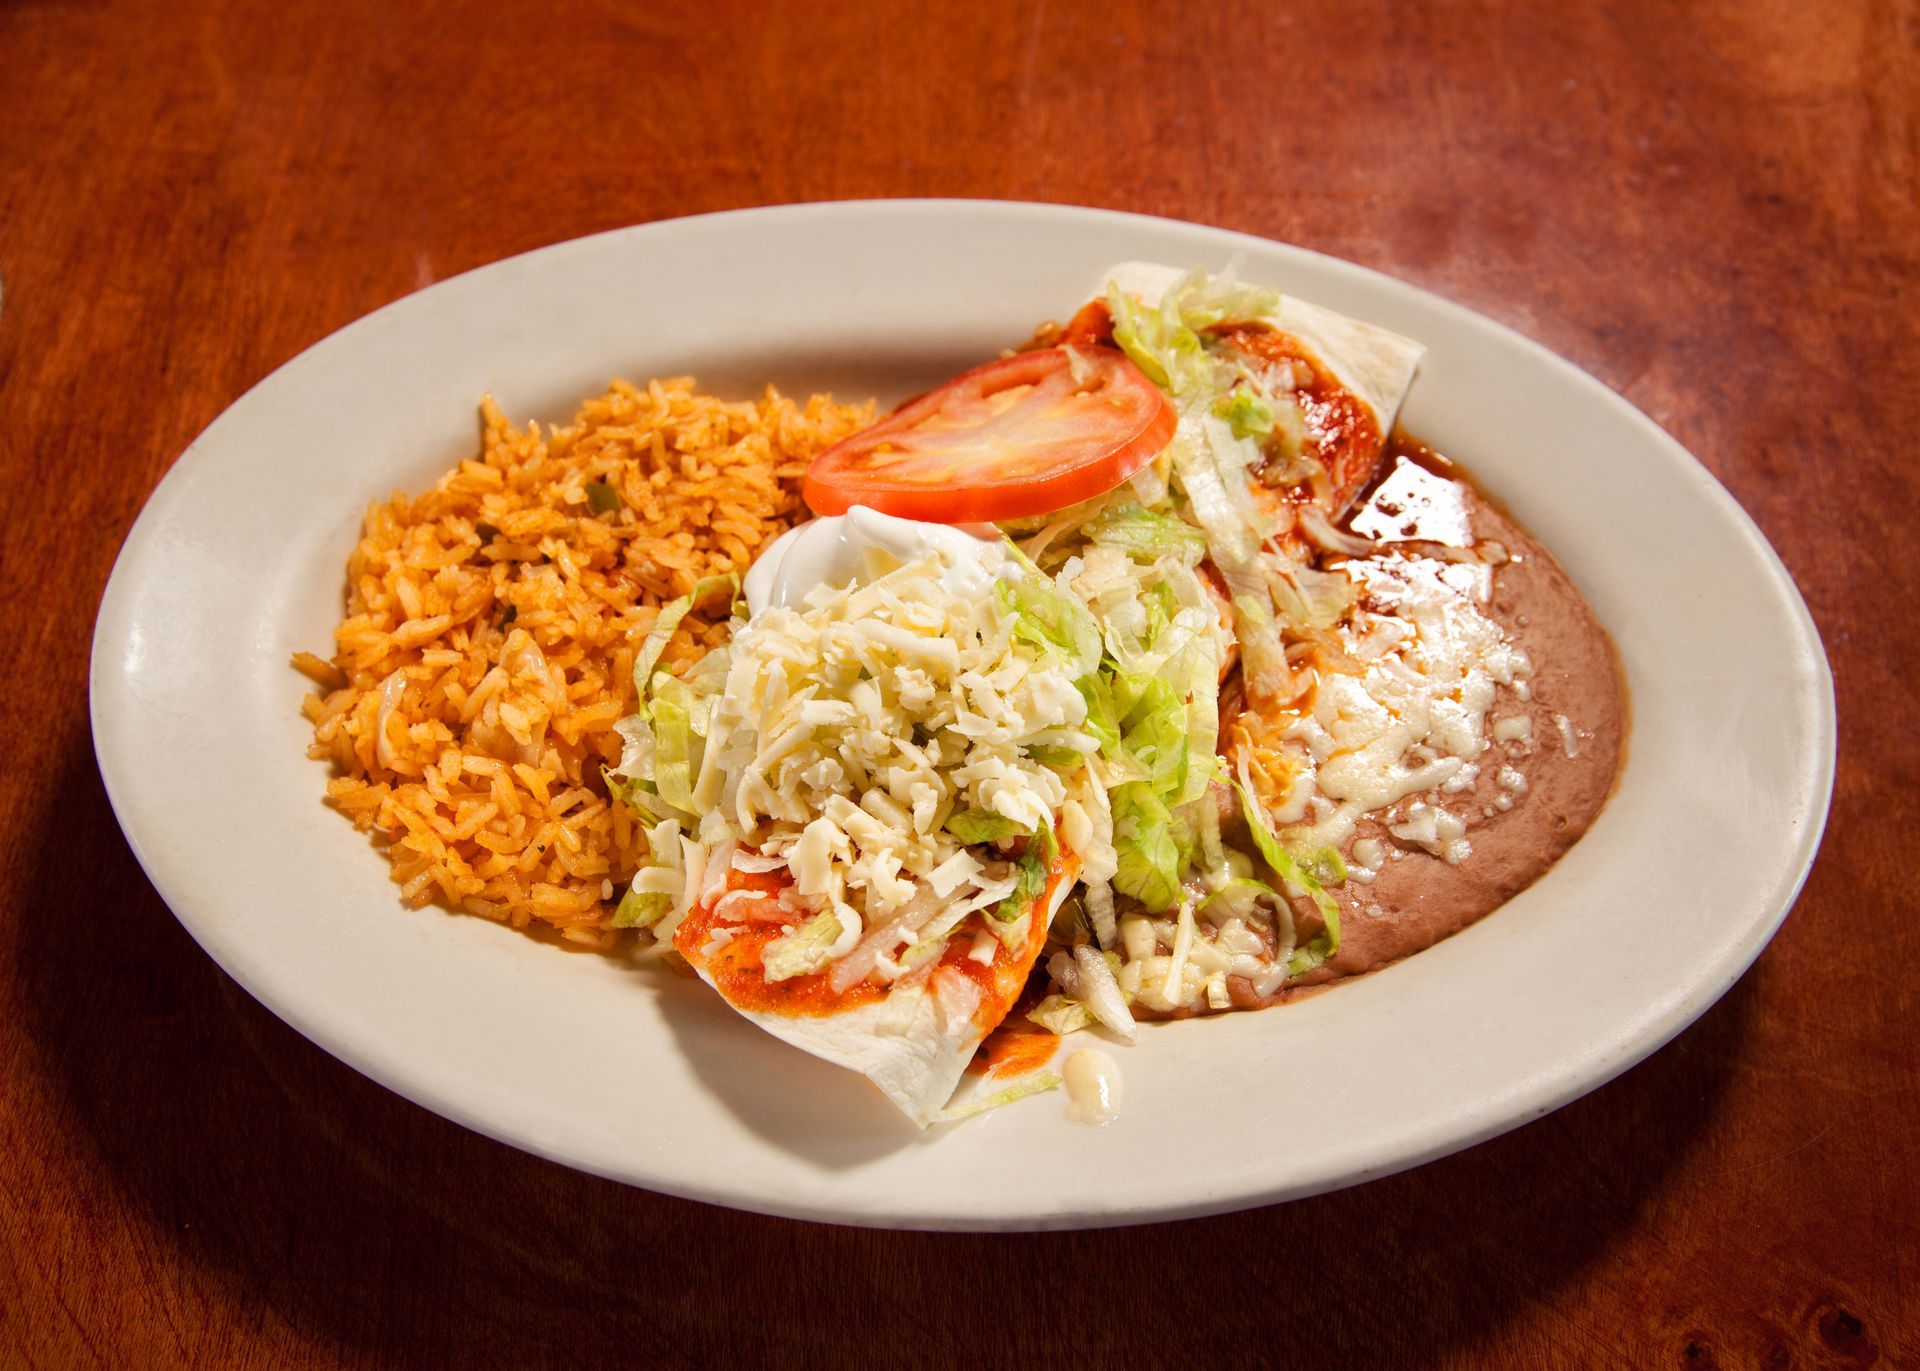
[1084,502,1208,563]
[1119,673,1188,801]
[995,569,1103,678]
[1027,994,1096,1035]
[649,681,697,815]
[1023,743,1087,771]
[1230,777,1343,975]
[1106,269,1281,399]
[994,824,1057,923]
[1111,782,1180,912]
[1107,287,1207,396]
[629,573,741,701]
[761,909,844,982]
[1075,676,1123,754]
[932,1070,1062,1124]
[944,808,1028,845]
[612,886,671,929]
[601,763,668,822]
[1214,389,1275,442]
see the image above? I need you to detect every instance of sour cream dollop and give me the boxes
[745,506,1002,616]
[1063,1048,1123,1126]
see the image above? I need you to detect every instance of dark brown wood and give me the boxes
[2,0,1913,1364]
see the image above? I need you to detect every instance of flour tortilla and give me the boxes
[1100,260,1425,444]
[684,853,1080,1126]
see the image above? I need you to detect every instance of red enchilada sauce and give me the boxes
[673,854,1076,1022]
[1208,322,1384,515]
[1047,304,1386,518]
[966,1022,1061,1078]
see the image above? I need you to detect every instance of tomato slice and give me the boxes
[802,345,1175,522]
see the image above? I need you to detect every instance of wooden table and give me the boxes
[4,1,1911,1364]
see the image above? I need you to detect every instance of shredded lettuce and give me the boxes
[1027,994,1096,1035]
[761,909,845,982]
[615,816,687,929]
[1229,588,1292,700]
[1107,268,1281,398]
[1075,677,1123,753]
[994,564,1102,679]
[1026,744,1087,771]
[1177,672,1221,809]
[995,825,1057,922]
[1152,578,1179,628]
[613,573,743,824]
[1118,674,1188,801]
[1214,389,1275,442]
[612,886,670,929]
[1064,540,1225,899]
[629,573,738,700]
[1108,269,1321,712]
[933,1069,1063,1124]
[1165,267,1283,332]
[1187,787,1227,885]
[1084,502,1208,563]
[1107,287,1208,397]
[649,681,697,815]
[944,808,1028,845]
[630,595,694,701]
[1166,801,1197,875]
[601,763,669,824]
[1110,782,1180,912]
[1230,777,1343,975]
[1198,876,1281,922]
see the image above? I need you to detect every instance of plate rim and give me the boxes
[89,198,1837,1229]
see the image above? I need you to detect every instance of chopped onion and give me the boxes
[699,837,737,906]
[823,903,864,959]
[827,884,943,993]
[1162,900,1196,1007]
[1072,944,1137,1043]
[1297,504,1379,558]
[932,967,983,1030]
[712,888,778,922]
[1084,880,1118,950]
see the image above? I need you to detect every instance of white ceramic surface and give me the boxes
[90,201,1834,1230]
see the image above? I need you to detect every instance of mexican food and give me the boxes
[301,263,1624,1127]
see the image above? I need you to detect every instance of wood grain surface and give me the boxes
[3,0,1914,1365]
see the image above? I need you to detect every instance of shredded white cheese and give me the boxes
[675,546,1092,985]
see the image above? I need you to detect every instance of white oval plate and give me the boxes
[91,201,1833,1230]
